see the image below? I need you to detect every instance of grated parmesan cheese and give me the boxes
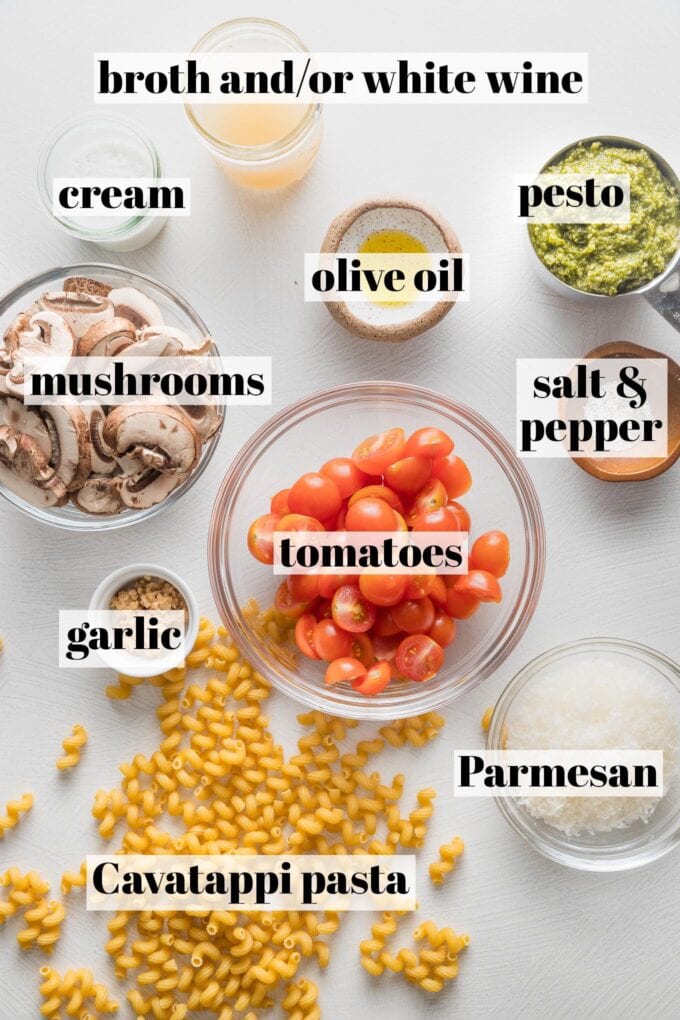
[507,655,680,836]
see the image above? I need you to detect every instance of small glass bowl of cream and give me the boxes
[37,114,167,252]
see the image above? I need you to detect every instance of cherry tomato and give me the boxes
[445,587,480,619]
[345,498,397,532]
[384,456,432,495]
[275,513,325,533]
[410,506,463,533]
[429,576,448,607]
[373,607,401,637]
[470,530,510,578]
[318,573,358,599]
[352,427,406,475]
[393,596,436,634]
[395,634,443,682]
[274,580,313,619]
[454,570,502,603]
[288,472,342,521]
[372,634,401,663]
[432,454,472,499]
[270,489,290,516]
[404,427,454,460]
[359,573,408,607]
[294,614,319,659]
[348,485,404,513]
[407,479,448,523]
[331,585,376,633]
[247,513,281,565]
[445,500,471,532]
[287,573,320,602]
[352,660,392,696]
[427,611,456,648]
[320,457,367,499]
[325,657,367,686]
[405,574,435,600]
[350,633,375,668]
[312,619,352,660]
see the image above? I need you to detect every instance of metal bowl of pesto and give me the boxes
[528,135,680,332]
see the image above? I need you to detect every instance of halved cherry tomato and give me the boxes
[312,619,352,660]
[352,428,406,475]
[320,457,367,499]
[350,633,374,668]
[470,530,510,578]
[270,489,290,516]
[294,614,319,659]
[445,500,471,532]
[432,454,472,499]
[318,573,358,599]
[427,611,456,648]
[348,485,404,513]
[454,570,502,603]
[405,574,435,600]
[345,498,397,532]
[445,587,480,619]
[407,479,448,523]
[275,513,325,533]
[404,427,454,460]
[359,573,408,607]
[325,657,367,685]
[352,660,392,696]
[429,576,448,607]
[331,585,376,633]
[288,472,342,521]
[384,456,432,495]
[274,580,313,619]
[287,573,320,603]
[395,634,443,682]
[247,513,281,565]
[393,596,436,634]
[410,506,463,533]
[373,607,401,637]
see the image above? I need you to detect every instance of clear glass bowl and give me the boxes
[488,638,680,871]
[0,263,224,531]
[208,381,545,719]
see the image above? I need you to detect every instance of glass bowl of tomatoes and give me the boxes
[208,381,545,719]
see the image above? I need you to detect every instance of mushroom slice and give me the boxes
[4,310,75,395]
[83,405,116,475]
[118,468,189,510]
[72,476,123,515]
[0,425,67,507]
[64,277,111,298]
[181,402,223,442]
[103,405,201,476]
[107,287,163,329]
[135,325,214,357]
[37,291,113,339]
[77,317,137,357]
[0,396,52,461]
[41,404,91,491]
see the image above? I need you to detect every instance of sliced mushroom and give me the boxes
[41,404,91,491]
[64,277,111,298]
[0,425,67,507]
[103,405,201,476]
[3,311,75,395]
[37,291,113,339]
[135,325,214,357]
[107,287,163,329]
[83,405,116,475]
[118,468,189,510]
[181,402,223,442]
[0,396,52,461]
[77,317,137,357]
[72,475,123,515]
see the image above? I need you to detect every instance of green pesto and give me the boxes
[529,142,680,295]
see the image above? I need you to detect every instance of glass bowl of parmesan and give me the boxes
[487,638,680,871]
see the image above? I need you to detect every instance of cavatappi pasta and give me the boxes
[429,837,465,886]
[360,910,469,993]
[56,724,88,771]
[38,966,119,1017]
[0,868,65,955]
[0,791,33,840]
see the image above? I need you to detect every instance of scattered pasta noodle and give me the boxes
[0,868,65,955]
[429,837,465,886]
[481,706,493,732]
[56,724,88,771]
[361,911,469,993]
[61,862,87,897]
[38,966,118,1018]
[0,791,33,840]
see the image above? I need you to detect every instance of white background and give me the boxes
[1,1,679,1018]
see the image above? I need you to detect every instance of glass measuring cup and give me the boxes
[528,135,680,332]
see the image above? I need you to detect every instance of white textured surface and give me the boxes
[1,1,679,1017]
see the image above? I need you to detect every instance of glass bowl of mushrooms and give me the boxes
[0,263,224,530]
